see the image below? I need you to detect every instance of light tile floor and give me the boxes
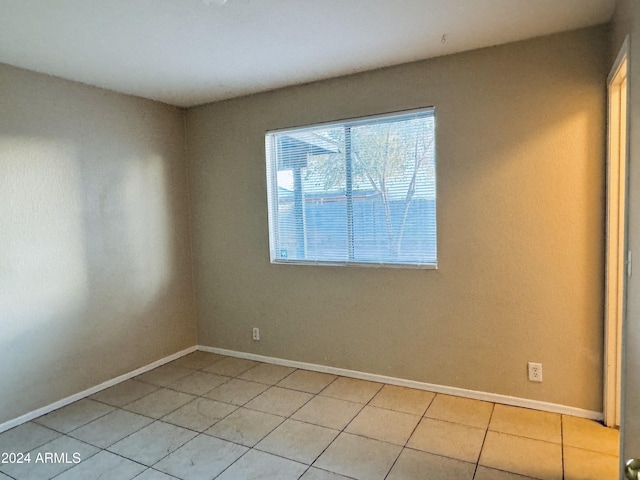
[0,352,620,480]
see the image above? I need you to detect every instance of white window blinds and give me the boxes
[266,108,437,268]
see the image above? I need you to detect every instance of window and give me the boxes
[265,108,436,268]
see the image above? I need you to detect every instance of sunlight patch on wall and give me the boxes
[0,136,88,335]
[120,155,171,305]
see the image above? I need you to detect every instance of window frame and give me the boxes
[265,107,437,269]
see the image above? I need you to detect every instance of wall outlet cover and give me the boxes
[528,362,543,382]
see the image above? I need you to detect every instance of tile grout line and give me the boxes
[298,380,374,479]
[211,366,333,479]
[282,370,340,479]
[139,357,258,479]
[54,362,245,478]
[382,390,437,480]
[48,447,149,479]
[103,363,289,478]
[207,365,338,479]
[472,401,496,479]
[260,368,348,478]
[61,370,477,479]
[0,433,99,480]
[0,423,61,457]
[281,375,387,478]
[33,399,116,436]
[67,394,527,480]
[44,358,479,453]
[165,357,262,479]
[4,417,112,479]
[105,420,196,476]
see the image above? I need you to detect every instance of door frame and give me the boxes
[604,37,629,428]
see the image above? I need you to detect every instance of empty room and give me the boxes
[1,0,638,479]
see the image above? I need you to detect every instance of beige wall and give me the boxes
[0,63,196,425]
[188,26,609,412]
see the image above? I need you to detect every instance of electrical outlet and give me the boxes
[252,328,260,341]
[528,362,542,382]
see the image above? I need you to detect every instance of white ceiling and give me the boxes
[0,0,617,108]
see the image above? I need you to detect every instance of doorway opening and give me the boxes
[604,40,628,428]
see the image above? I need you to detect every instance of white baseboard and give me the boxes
[0,346,197,434]
[199,345,604,421]
[1,342,602,435]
